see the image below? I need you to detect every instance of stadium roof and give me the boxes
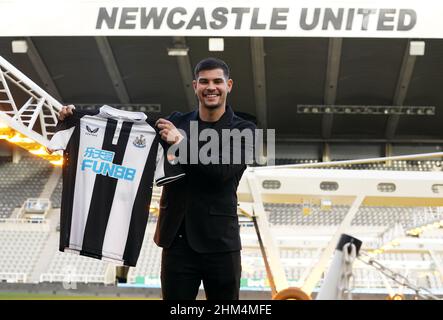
[1,36,443,143]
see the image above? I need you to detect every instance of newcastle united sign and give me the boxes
[0,0,441,38]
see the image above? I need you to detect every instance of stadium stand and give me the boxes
[0,156,441,295]
[41,251,110,283]
[273,159,443,171]
[0,226,49,282]
[127,224,162,285]
[49,176,62,209]
[0,156,53,218]
[264,203,439,228]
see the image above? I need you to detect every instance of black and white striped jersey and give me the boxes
[48,105,184,266]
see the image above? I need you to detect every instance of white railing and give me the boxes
[39,273,106,284]
[0,218,48,224]
[0,218,50,232]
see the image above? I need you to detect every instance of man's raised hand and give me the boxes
[58,105,74,121]
[155,118,184,145]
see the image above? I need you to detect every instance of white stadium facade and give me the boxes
[0,0,443,301]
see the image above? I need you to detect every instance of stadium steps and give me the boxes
[50,176,62,208]
[38,167,61,199]
[29,209,60,283]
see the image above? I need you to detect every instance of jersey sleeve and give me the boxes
[154,139,185,186]
[47,111,79,152]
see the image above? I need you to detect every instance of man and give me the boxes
[58,57,256,300]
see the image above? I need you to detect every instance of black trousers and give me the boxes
[160,234,241,300]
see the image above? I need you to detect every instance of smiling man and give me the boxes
[56,57,256,300]
[195,65,232,113]
[155,57,256,300]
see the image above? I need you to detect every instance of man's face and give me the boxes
[193,68,233,110]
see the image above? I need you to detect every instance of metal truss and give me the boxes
[0,55,62,147]
[238,162,443,297]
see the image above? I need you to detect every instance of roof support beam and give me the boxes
[25,37,62,102]
[385,143,393,166]
[250,37,268,129]
[172,37,195,111]
[385,41,417,140]
[95,37,130,104]
[322,38,342,139]
[322,142,331,162]
[276,136,443,144]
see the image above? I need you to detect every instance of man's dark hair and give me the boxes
[193,57,230,80]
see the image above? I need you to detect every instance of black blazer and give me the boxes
[153,105,256,253]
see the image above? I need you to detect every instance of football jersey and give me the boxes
[48,105,184,266]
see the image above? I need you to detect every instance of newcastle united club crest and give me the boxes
[133,135,146,148]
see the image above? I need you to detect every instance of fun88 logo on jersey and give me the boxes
[81,147,136,181]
